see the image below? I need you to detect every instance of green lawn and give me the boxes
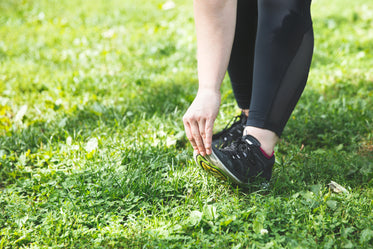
[0,0,372,248]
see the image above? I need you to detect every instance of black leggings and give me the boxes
[228,0,314,136]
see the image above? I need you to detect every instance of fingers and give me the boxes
[182,90,220,156]
[183,121,199,153]
[204,118,214,155]
[198,119,206,141]
[191,120,206,156]
[183,116,211,156]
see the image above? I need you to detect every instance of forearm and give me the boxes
[194,0,237,93]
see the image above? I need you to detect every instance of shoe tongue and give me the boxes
[242,135,261,147]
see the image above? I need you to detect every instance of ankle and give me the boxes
[241,109,249,117]
[260,147,274,159]
[243,126,278,155]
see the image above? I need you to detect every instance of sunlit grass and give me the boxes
[0,0,372,248]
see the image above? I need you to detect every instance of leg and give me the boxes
[196,0,314,186]
[246,0,314,154]
[210,0,257,149]
[228,0,258,111]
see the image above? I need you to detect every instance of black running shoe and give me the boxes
[195,135,275,186]
[212,112,248,149]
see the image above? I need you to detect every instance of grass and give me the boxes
[0,0,372,248]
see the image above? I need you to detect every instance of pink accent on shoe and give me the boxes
[260,147,274,159]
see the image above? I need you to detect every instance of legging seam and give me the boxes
[263,27,312,134]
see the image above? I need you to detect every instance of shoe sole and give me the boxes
[193,151,246,186]
[193,152,228,181]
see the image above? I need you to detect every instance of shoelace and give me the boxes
[213,113,244,138]
[222,138,256,165]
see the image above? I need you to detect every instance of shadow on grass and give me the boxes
[0,80,194,186]
[1,78,372,248]
[275,79,373,194]
[1,78,372,192]
[1,81,192,153]
[284,79,373,150]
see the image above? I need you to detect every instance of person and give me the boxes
[182,0,314,186]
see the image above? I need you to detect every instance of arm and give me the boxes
[183,0,237,156]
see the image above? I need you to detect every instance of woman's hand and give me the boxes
[183,89,221,156]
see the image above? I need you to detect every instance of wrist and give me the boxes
[197,86,221,95]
